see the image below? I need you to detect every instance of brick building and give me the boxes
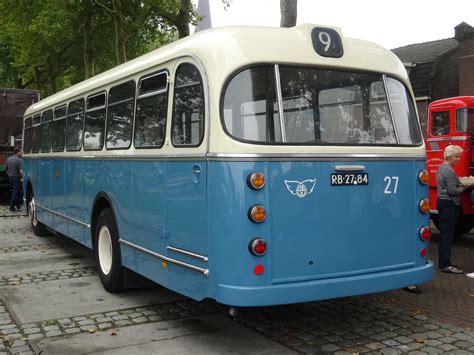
[392,22,474,135]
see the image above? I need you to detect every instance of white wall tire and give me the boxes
[28,194,48,236]
[94,208,124,292]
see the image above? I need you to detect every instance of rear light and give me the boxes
[248,205,266,223]
[420,248,427,257]
[419,198,430,213]
[247,172,265,190]
[418,170,429,185]
[249,238,267,256]
[419,226,432,241]
[254,264,265,275]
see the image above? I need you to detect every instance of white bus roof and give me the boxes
[25,24,409,117]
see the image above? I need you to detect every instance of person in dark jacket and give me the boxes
[5,147,23,212]
[436,145,470,274]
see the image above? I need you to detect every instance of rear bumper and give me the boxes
[216,261,433,307]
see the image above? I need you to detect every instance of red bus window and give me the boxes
[431,111,450,136]
[456,108,474,133]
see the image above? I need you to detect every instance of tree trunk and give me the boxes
[280,0,297,28]
[83,5,94,79]
[113,0,127,64]
[176,0,191,38]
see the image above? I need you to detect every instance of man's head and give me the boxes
[13,147,22,157]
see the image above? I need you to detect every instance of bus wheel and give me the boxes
[456,216,474,237]
[28,196,48,236]
[94,208,124,293]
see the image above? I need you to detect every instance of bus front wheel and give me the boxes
[28,195,48,236]
[94,208,124,293]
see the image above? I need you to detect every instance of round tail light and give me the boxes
[247,172,265,190]
[249,238,267,256]
[248,205,266,223]
[420,248,427,257]
[419,226,432,241]
[418,170,429,185]
[419,198,430,213]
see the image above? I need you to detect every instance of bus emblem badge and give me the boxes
[284,179,317,198]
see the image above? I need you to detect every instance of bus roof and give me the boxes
[429,96,474,109]
[25,24,409,117]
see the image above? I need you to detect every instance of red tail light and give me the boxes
[249,238,267,256]
[419,226,432,241]
[420,248,427,257]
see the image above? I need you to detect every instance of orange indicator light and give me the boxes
[162,261,167,268]
[248,205,267,223]
[419,199,430,213]
[247,172,266,190]
[418,170,429,185]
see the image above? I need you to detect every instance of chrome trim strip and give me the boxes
[430,209,439,214]
[206,153,426,161]
[274,64,286,142]
[427,136,469,142]
[35,203,91,229]
[334,165,365,171]
[167,246,208,262]
[120,239,209,276]
[24,154,207,161]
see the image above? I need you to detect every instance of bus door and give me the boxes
[51,159,67,235]
[165,60,208,297]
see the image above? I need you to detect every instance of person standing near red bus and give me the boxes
[437,145,471,274]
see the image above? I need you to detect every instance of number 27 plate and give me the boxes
[331,173,369,186]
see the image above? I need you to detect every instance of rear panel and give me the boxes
[208,159,431,306]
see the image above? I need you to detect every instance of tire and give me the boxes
[433,214,473,236]
[431,214,441,231]
[94,208,124,293]
[455,216,474,237]
[28,195,48,236]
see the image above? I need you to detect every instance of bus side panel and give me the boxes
[64,160,85,245]
[102,160,134,263]
[164,160,209,301]
[82,160,103,249]
[51,159,68,236]
[126,160,168,287]
[39,158,53,227]
[28,159,44,223]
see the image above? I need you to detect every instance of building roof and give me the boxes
[392,38,458,64]
[408,62,434,97]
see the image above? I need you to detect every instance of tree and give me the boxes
[280,0,297,28]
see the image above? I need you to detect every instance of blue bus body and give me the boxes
[23,157,432,306]
[22,25,433,307]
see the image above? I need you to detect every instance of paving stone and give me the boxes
[64,328,81,334]
[27,333,44,340]
[46,330,62,337]
[320,343,340,352]
[98,323,112,330]
[78,319,95,326]
[23,327,41,335]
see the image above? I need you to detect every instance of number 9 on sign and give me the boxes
[311,27,343,58]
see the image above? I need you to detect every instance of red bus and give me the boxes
[426,96,474,235]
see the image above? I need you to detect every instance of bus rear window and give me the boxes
[456,108,474,133]
[222,66,422,145]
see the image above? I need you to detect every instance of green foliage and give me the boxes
[0,0,194,97]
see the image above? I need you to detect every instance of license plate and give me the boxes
[331,173,369,186]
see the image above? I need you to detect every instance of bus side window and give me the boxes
[84,92,106,150]
[23,117,33,154]
[52,106,67,152]
[431,111,450,136]
[171,64,204,147]
[106,80,135,150]
[135,72,168,148]
[40,110,53,153]
[66,99,85,151]
[31,114,42,153]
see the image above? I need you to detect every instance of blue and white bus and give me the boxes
[22,24,433,307]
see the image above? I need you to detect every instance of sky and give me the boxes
[194,0,474,49]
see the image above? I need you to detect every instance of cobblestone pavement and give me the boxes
[1,205,474,354]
